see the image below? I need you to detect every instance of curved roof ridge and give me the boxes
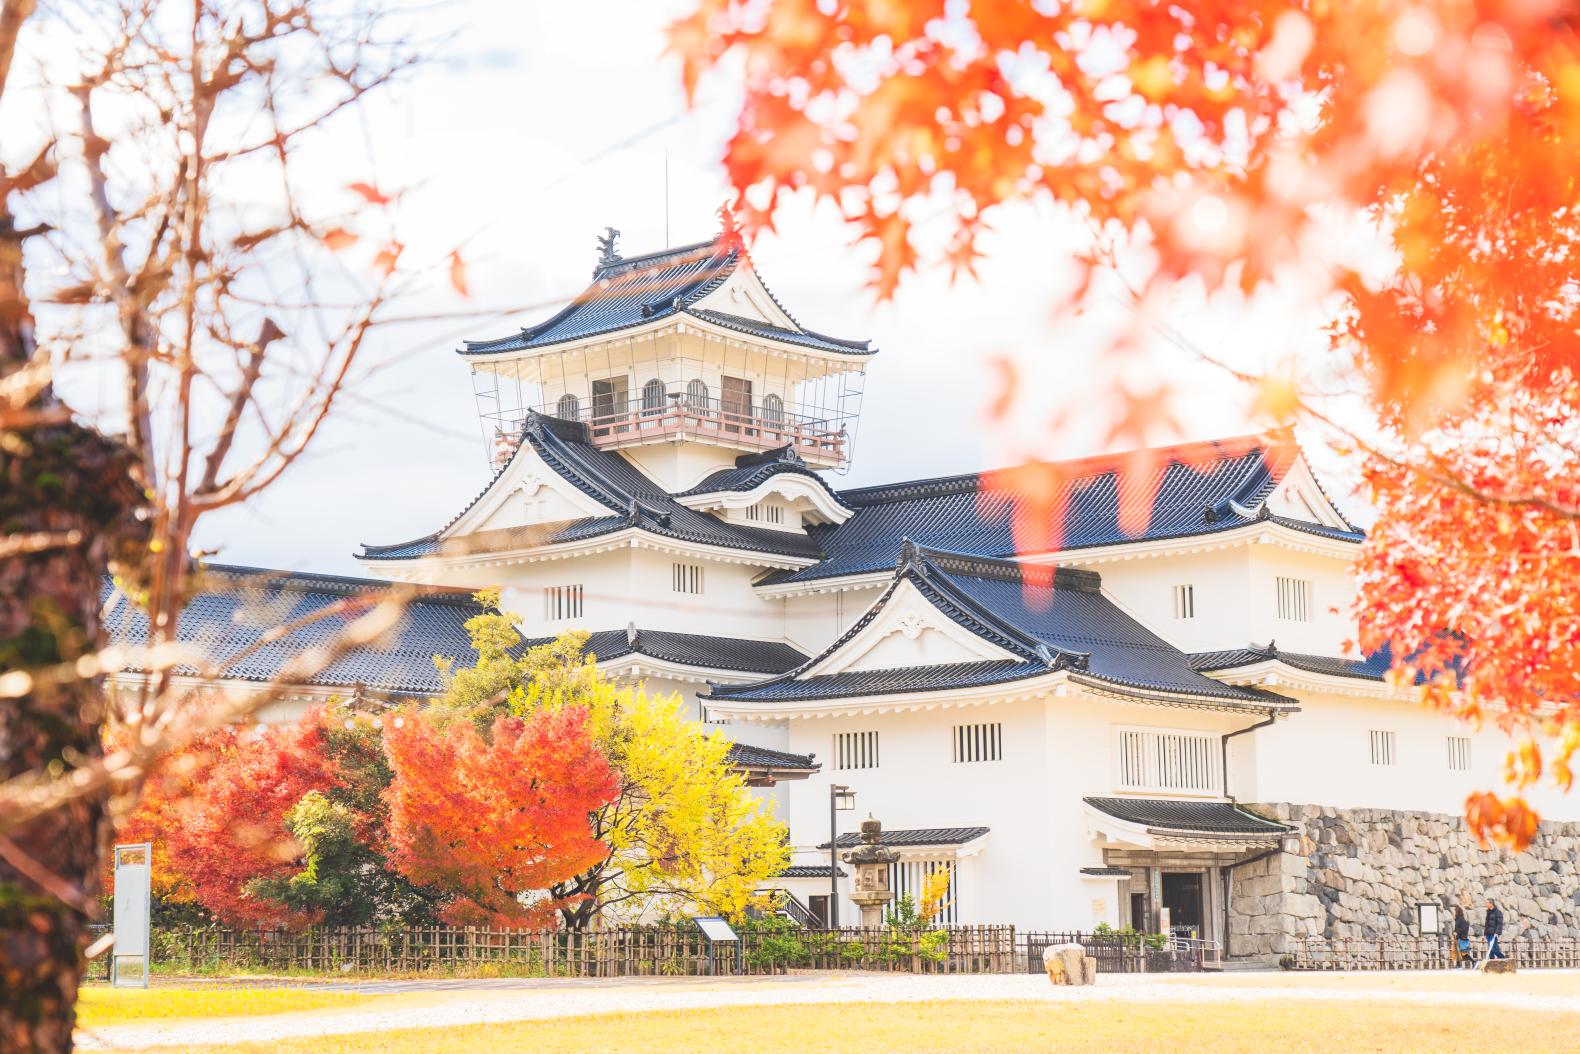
[458,236,741,356]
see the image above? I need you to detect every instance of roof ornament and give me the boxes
[626,498,642,526]
[626,621,639,647]
[596,226,622,268]
[896,537,925,576]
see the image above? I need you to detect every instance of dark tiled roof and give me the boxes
[1079,867,1134,878]
[459,235,869,356]
[712,546,1292,708]
[820,826,990,849]
[533,628,807,676]
[360,413,823,563]
[764,432,1362,586]
[1190,644,1397,682]
[724,742,818,770]
[776,865,846,879]
[1084,797,1291,835]
[101,565,487,696]
[678,447,848,506]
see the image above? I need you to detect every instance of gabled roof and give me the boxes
[678,446,849,505]
[820,826,990,849]
[711,544,1296,710]
[358,413,823,563]
[459,233,871,357]
[101,565,485,696]
[552,627,808,676]
[1084,797,1291,836]
[763,431,1364,587]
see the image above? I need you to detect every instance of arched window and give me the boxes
[686,379,710,411]
[556,393,580,421]
[761,393,784,426]
[642,378,666,414]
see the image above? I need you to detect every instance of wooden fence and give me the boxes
[157,924,1023,977]
[1287,935,1580,971]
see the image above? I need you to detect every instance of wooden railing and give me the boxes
[1286,935,1580,970]
[548,395,849,462]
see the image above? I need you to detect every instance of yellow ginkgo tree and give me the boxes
[437,593,790,929]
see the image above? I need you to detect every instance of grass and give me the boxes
[77,985,383,1027]
[129,999,1580,1054]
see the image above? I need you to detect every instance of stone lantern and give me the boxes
[841,816,901,928]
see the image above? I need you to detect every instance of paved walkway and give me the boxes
[77,970,1580,1051]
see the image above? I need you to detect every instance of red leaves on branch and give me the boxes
[129,713,340,927]
[675,0,1580,848]
[346,181,391,206]
[382,707,618,929]
[321,227,358,251]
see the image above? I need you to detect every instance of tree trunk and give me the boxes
[1,207,146,1052]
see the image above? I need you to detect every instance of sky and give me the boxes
[22,0,1370,576]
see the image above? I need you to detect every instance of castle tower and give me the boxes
[462,218,874,493]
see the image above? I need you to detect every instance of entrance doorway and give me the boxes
[1129,892,1147,932]
[806,894,830,928]
[1160,872,1203,938]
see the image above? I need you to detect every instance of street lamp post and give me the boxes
[829,784,855,928]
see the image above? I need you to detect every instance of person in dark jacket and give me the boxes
[1453,906,1472,967]
[1484,899,1507,960]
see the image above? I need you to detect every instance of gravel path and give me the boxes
[77,970,1580,1051]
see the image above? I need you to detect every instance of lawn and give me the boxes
[77,985,382,1027]
[130,999,1580,1054]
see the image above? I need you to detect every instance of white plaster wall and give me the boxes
[623,548,786,640]
[1240,690,1580,822]
[1075,542,1356,657]
[493,549,634,640]
[1086,548,1253,654]
[780,586,879,656]
[775,695,1257,929]
[1245,545,1356,656]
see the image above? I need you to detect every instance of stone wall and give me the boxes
[1227,803,1580,959]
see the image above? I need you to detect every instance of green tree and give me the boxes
[439,595,790,929]
[253,707,440,927]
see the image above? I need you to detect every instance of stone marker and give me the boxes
[1043,944,1097,986]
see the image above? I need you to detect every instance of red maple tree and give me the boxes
[672,1,1580,848]
[382,707,618,928]
[119,712,341,927]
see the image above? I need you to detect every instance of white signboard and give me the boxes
[693,916,739,943]
[112,843,152,987]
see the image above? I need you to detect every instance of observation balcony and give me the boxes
[493,392,851,470]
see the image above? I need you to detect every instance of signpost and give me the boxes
[693,916,739,976]
[111,843,152,988]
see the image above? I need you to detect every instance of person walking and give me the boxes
[1453,906,1472,968]
[1483,899,1507,961]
